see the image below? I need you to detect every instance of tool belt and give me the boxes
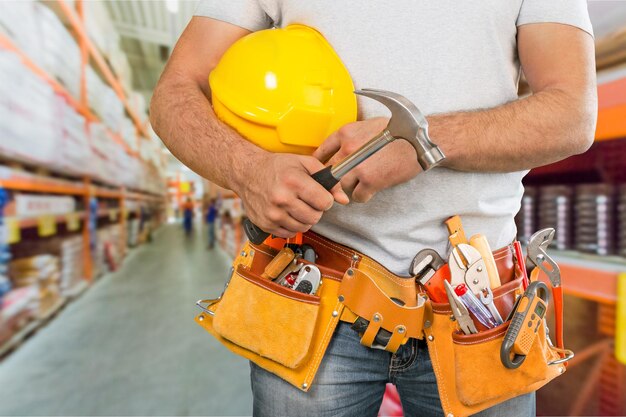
[195,230,569,417]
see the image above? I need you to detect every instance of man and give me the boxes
[181,197,194,236]
[150,1,596,415]
[205,198,218,249]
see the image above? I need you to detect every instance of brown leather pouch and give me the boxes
[424,273,566,417]
[195,241,345,391]
[338,266,427,352]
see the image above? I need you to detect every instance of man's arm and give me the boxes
[314,23,597,202]
[431,23,597,172]
[150,18,252,189]
[150,17,346,238]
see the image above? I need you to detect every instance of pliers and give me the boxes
[449,244,491,296]
[444,280,478,334]
[526,228,564,350]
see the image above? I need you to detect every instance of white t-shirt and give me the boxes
[195,0,593,275]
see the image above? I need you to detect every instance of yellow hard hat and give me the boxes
[209,25,357,155]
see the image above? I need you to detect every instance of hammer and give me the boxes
[244,88,446,245]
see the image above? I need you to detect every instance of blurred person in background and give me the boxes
[181,197,194,236]
[205,198,218,249]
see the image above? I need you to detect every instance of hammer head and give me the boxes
[355,88,445,171]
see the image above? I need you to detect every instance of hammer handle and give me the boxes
[243,166,339,245]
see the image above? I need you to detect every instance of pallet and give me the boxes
[0,297,67,360]
[64,280,89,300]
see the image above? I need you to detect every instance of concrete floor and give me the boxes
[0,224,252,416]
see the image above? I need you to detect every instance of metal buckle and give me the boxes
[195,298,220,316]
[195,267,234,317]
[548,347,575,365]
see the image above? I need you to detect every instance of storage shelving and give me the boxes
[526,67,626,415]
[0,0,167,358]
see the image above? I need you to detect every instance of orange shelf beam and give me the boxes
[94,187,123,199]
[0,178,86,195]
[596,78,626,141]
[596,104,626,141]
[57,0,149,139]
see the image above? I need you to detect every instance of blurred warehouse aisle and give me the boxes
[0,224,252,416]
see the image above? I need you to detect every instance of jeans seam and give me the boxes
[389,339,418,372]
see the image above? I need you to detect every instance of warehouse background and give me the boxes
[0,1,625,416]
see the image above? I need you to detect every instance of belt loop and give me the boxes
[350,252,360,269]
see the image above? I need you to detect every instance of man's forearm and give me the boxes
[150,70,263,192]
[429,87,597,172]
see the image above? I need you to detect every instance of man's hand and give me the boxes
[313,118,422,203]
[236,153,349,238]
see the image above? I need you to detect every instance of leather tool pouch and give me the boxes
[424,269,567,417]
[338,267,427,353]
[195,241,345,391]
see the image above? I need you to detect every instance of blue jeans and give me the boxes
[251,322,535,417]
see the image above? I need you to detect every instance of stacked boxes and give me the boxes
[127,219,140,248]
[619,185,626,258]
[0,286,38,345]
[93,225,123,277]
[9,255,62,319]
[574,184,615,256]
[0,52,62,167]
[517,184,626,258]
[0,2,166,194]
[537,186,573,251]
[59,237,84,296]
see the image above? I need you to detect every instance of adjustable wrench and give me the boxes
[244,89,446,245]
[526,228,564,350]
[410,249,449,303]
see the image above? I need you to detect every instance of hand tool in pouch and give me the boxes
[469,234,501,289]
[500,281,549,369]
[261,247,296,279]
[445,215,468,249]
[444,280,478,335]
[410,248,449,303]
[513,240,530,289]
[244,89,446,244]
[449,244,491,296]
[291,265,322,295]
[478,286,504,325]
[454,284,498,329]
[526,228,564,350]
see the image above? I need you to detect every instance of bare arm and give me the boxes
[150,17,346,237]
[150,18,257,190]
[431,23,597,172]
[314,23,598,202]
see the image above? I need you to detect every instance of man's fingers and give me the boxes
[339,173,359,198]
[297,179,334,212]
[330,183,350,205]
[296,157,335,210]
[352,183,375,203]
[299,156,327,176]
[312,133,341,163]
[286,200,323,226]
[271,213,310,236]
